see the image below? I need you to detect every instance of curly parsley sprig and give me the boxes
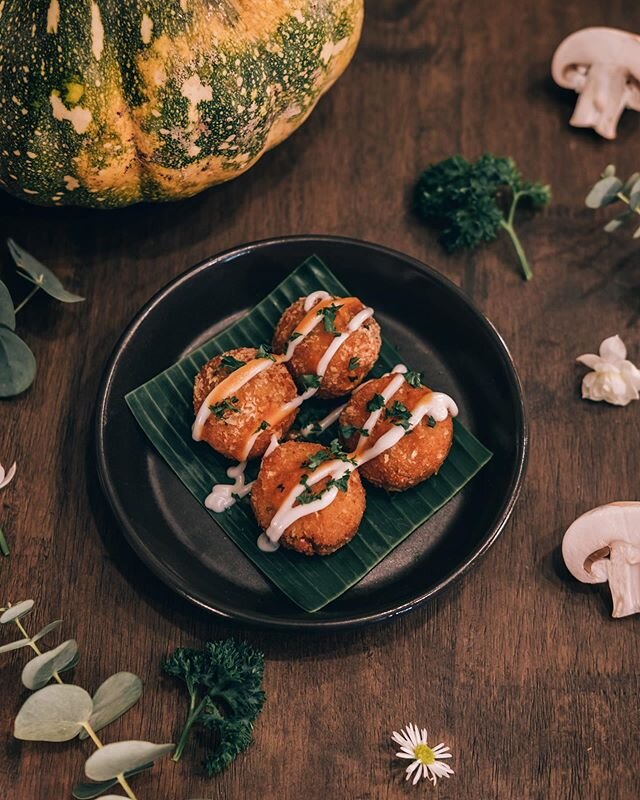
[414,154,551,281]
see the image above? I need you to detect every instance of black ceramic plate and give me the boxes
[96,236,527,630]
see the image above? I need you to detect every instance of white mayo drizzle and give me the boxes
[201,294,373,513]
[261,364,458,552]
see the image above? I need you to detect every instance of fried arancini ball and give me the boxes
[193,347,298,461]
[251,441,366,556]
[272,296,381,398]
[339,375,454,491]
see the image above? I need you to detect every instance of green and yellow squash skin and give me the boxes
[0,0,363,207]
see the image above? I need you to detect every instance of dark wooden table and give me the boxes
[1,2,639,798]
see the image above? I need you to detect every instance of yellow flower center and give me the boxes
[413,743,436,765]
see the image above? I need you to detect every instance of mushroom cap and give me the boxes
[562,502,640,584]
[552,27,640,93]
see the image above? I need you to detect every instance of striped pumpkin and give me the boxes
[0,0,363,207]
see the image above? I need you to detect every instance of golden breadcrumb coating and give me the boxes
[272,296,381,398]
[251,441,366,556]
[339,375,454,491]
[193,347,298,461]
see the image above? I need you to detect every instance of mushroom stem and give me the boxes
[569,64,630,140]
[589,541,640,617]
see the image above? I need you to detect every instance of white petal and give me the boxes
[599,334,627,362]
[392,731,409,746]
[407,724,418,746]
[399,745,415,755]
[412,766,422,785]
[405,760,420,780]
[576,353,600,369]
[396,752,415,760]
[0,461,16,490]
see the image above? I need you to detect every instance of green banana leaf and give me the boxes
[126,256,492,612]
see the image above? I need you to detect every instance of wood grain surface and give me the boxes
[1,2,639,798]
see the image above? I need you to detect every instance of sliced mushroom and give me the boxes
[551,27,640,139]
[562,502,640,617]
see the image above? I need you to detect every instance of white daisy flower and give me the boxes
[392,723,454,786]
[0,461,16,490]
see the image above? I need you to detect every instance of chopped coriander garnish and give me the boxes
[210,396,240,419]
[427,416,437,428]
[404,370,423,388]
[288,331,302,342]
[367,394,386,412]
[327,472,351,492]
[254,420,270,434]
[255,344,276,362]
[297,469,352,504]
[298,373,321,391]
[302,439,357,471]
[384,400,412,431]
[340,424,369,439]
[220,354,246,372]
[348,356,360,371]
[317,303,343,336]
[231,492,241,501]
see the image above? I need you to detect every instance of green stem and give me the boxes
[0,527,8,557]
[499,218,533,281]
[172,694,209,763]
[13,285,40,314]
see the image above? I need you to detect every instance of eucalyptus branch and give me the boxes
[586,165,640,238]
[13,284,41,314]
[0,599,173,800]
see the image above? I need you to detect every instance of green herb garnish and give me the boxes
[427,416,437,428]
[164,640,265,776]
[220,354,246,372]
[414,154,551,280]
[367,394,386,412]
[254,420,270,434]
[327,472,351,492]
[348,356,360,370]
[340,424,369,439]
[404,370,422,388]
[302,439,357,471]
[210,396,240,419]
[298,373,321,391]
[255,344,275,361]
[288,331,302,342]
[317,303,343,336]
[384,400,412,431]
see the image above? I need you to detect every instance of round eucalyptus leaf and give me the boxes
[60,650,81,674]
[85,741,174,781]
[603,164,616,177]
[15,684,93,742]
[623,171,640,191]
[629,179,640,210]
[79,672,142,740]
[585,176,623,208]
[31,619,63,643]
[95,796,128,799]
[604,217,627,232]
[7,238,85,303]
[0,599,34,624]
[0,280,15,330]
[72,763,154,799]
[0,327,36,397]
[22,639,78,690]
[0,637,31,653]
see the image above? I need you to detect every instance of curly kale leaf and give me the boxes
[414,154,551,279]
[164,639,265,776]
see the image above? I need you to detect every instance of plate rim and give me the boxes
[95,234,528,631]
